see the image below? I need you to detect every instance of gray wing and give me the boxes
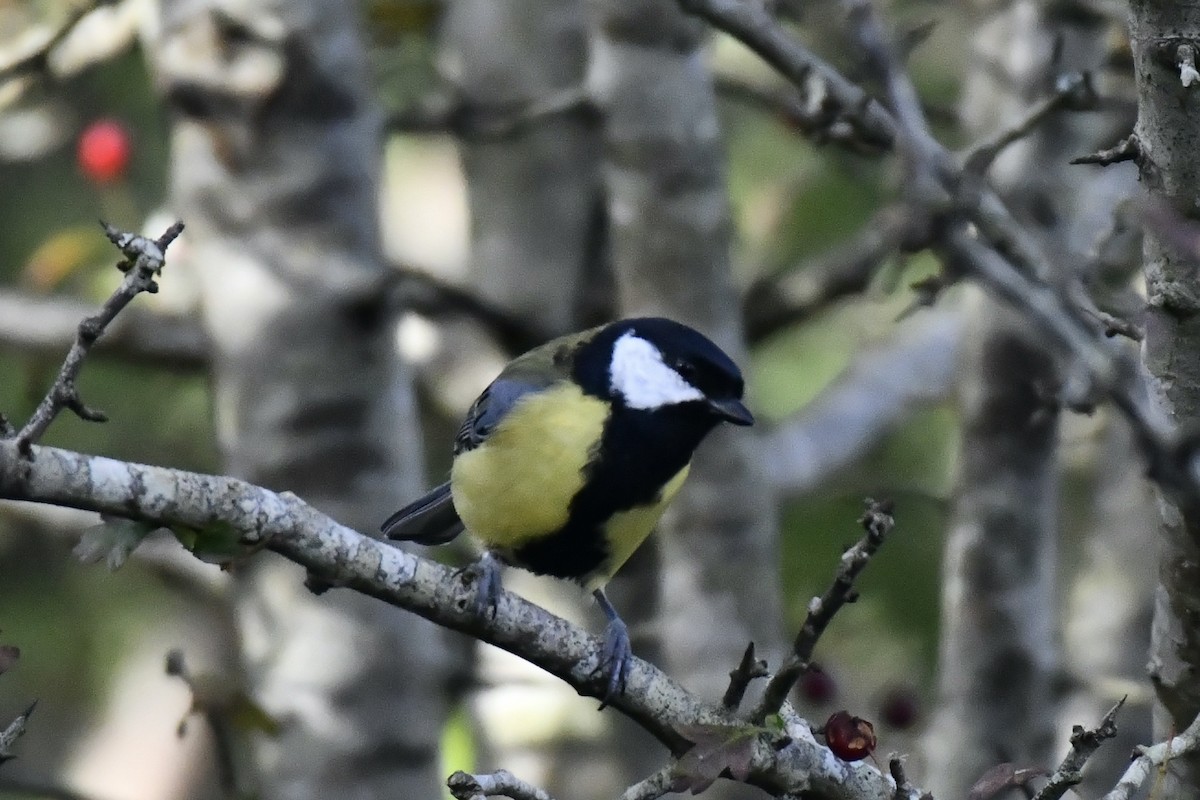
[453,377,546,454]
[453,326,595,455]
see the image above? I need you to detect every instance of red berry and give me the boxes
[799,665,837,703]
[78,119,131,184]
[823,711,876,762]
[879,686,919,729]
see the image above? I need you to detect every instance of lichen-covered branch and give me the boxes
[0,439,918,800]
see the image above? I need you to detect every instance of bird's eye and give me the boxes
[673,359,697,381]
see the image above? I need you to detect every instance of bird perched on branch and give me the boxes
[382,317,753,706]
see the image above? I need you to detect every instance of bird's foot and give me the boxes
[454,552,503,619]
[594,615,632,710]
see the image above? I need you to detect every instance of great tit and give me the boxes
[382,317,753,705]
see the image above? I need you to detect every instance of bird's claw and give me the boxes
[594,617,632,710]
[454,553,502,619]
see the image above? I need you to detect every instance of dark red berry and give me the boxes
[879,686,919,729]
[78,119,131,184]
[799,665,837,703]
[823,711,876,762]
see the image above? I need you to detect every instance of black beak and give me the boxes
[707,396,754,426]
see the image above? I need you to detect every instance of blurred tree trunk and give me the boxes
[588,0,782,772]
[1131,0,1200,794]
[924,2,1130,793]
[1060,415,1155,793]
[437,3,656,798]
[151,1,450,798]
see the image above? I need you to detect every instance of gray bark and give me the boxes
[1060,416,1156,794]
[925,2,1129,793]
[588,0,783,743]
[1130,0,1200,794]
[151,0,449,797]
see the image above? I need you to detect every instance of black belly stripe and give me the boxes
[506,403,715,581]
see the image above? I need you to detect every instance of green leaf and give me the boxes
[170,521,244,565]
[74,517,159,570]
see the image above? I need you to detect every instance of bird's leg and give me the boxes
[592,587,633,709]
[454,551,503,618]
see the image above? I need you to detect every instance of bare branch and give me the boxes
[714,74,891,155]
[447,770,556,800]
[1031,698,1124,800]
[0,440,912,800]
[0,700,36,763]
[743,206,914,344]
[962,72,1098,176]
[13,222,184,456]
[1072,135,1142,167]
[387,87,595,142]
[1100,712,1200,800]
[764,310,961,497]
[754,499,895,719]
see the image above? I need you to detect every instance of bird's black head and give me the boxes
[574,317,753,426]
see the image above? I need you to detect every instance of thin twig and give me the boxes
[14,221,184,456]
[1071,134,1142,166]
[743,206,915,344]
[1031,698,1124,800]
[0,700,36,763]
[754,499,895,720]
[962,72,1096,176]
[722,641,769,711]
[714,74,891,154]
[447,770,556,800]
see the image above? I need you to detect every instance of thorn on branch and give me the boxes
[14,221,184,456]
[1071,134,1141,167]
[723,641,769,710]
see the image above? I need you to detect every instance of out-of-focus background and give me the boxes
[0,0,1156,799]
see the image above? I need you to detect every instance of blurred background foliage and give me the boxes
[0,0,994,792]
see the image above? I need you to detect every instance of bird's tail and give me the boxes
[381,482,465,545]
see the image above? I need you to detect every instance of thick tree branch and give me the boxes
[0,440,914,800]
[13,222,184,455]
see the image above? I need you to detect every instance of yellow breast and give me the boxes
[450,382,610,548]
[586,464,690,590]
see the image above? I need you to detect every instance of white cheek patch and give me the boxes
[609,331,704,409]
